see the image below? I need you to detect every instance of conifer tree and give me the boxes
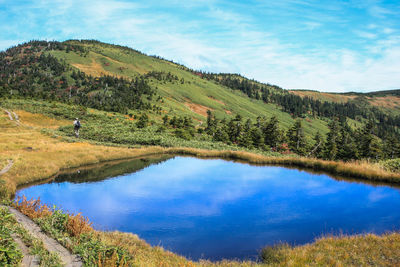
[287,120,307,155]
[309,131,323,158]
[323,120,340,160]
[263,116,280,149]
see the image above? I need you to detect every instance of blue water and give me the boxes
[16,157,400,261]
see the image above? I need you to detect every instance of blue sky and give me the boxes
[1,0,399,92]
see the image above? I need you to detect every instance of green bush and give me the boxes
[174,129,193,140]
[380,158,400,173]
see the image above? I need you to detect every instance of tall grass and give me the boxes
[260,232,400,266]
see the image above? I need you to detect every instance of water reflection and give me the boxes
[16,157,400,261]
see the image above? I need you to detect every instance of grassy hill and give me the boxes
[48,40,329,136]
[1,40,399,157]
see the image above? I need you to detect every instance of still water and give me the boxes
[16,156,400,261]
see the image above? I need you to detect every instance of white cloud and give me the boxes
[304,21,323,30]
[355,30,377,39]
[382,27,395,34]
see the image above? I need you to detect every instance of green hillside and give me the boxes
[48,40,329,136]
[1,40,400,160]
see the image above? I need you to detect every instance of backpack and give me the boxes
[74,120,81,129]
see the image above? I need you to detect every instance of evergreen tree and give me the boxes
[357,120,376,159]
[228,115,243,144]
[383,134,400,159]
[309,131,323,158]
[206,110,217,135]
[287,120,307,155]
[250,127,264,149]
[337,122,358,161]
[323,120,340,160]
[263,116,280,149]
[369,136,383,160]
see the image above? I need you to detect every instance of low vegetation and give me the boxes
[0,207,22,265]
[381,158,400,173]
[0,206,62,266]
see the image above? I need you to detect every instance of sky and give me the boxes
[0,0,400,92]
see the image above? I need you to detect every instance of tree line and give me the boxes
[199,110,399,161]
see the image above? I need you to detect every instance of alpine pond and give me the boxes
[16,156,400,261]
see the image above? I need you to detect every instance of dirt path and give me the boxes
[3,108,13,120]
[11,233,40,267]
[0,159,13,176]
[5,206,82,267]
[3,108,20,124]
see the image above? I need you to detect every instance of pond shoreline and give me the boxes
[16,155,400,261]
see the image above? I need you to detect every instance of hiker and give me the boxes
[73,118,81,138]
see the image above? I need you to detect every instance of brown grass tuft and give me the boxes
[14,196,51,218]
[66,213,93,237]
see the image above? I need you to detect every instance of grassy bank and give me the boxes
[261,233,400,266]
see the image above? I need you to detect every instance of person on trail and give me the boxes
[73,118,81,138]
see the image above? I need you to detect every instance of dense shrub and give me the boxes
[381,158,400,173]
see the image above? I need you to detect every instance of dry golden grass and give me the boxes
[14,109,70,129]
[71,58,122,78]
[289,90,355,103]
[369,95,400,110]
[98,230,260,267]
[290,90,400,112]
[274,233,400,266]
[0,157,8,170]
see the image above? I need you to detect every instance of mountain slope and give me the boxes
[48,40,329,136]
[1,40,399,159]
